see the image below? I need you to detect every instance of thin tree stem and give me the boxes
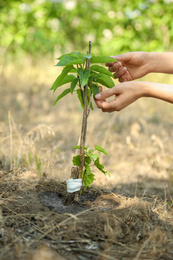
[78,41,91,179]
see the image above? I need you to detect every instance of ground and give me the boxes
[0,62,173,259]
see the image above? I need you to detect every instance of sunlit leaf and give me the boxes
[92,84,100,97]
[94,145,109,155]
[51,65,73,91]
[95,74,115,88]
[90,65,113,77]
[83,162,95,188]
[73,145,88,149]
[53,88,71,105]
[56,55,78,66]
[73,155,81,166]
[70,77,78,94]
[77,68,90,88]
[94,158,109,175]
[90,56,118,64]
[77,89,84,108]
[85,156,91,165]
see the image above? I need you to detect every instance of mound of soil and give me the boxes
[0,170,173,260]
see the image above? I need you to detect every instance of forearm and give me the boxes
[148,52,173,74]
[139,81,173,103]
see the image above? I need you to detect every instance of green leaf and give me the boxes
[73,145,88,150]
[66,58,85,66]
[90,56,118,64]
[57,53,80,60]
[87,152,98,161]
[73,145,81,149]
[56,55,78,66]
[94,145,109,155]
[90,65,113,78]
[68,52,85,59]
[92,84,100,97]
[70,52,85,59]
[70,78,78,94]
[53,88,71,106]
[52,75,75,92]
[94,158,109,175]
[72,155,80,166]
[56,52,85,66]
[95,74,115,88]
[77,68,90,88]
[87,88,91,105]
[84,155,91,165]
[90,101,94,110]
[51,65,73,91]
[83,163,95,188]
[86,88,93,110]
[90,71,100,81]
[77,89,84,109]
[69,66,77,73]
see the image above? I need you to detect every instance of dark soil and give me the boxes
[1,170,173,260]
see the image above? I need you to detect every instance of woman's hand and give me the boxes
[95,82,145,112]
[105,52,150,82]
[95,81,173,113]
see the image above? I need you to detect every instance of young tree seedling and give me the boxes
[51,41,117,205]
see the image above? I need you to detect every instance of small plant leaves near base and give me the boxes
[83,162,95,188]
[94,157,109,175]
[73,145,88,150]
[72,155,81,166]
[72,145,109,189]
[53,88,71,105]
[95,145,109,155]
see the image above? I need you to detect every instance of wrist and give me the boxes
[146,52,157,74]
[147,52,173,74]
[136,81,150,98]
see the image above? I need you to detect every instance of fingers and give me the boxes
[95,86,121,113]
[113,67,127,79]
[96,99,120,113]
[95,86,117,100]
[112,53,132,62]
[119,71,132,82]
[105,53,132,67]
[105,61,129,81]
[95,86,106,108]
[106,61,122,72]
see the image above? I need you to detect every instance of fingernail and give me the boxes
[95,93,101,99]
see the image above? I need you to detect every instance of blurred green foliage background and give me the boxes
[1,0,173,62]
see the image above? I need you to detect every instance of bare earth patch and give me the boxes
[0,170,173,260]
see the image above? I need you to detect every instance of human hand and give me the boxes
[95,82,145,112]
[105,52,150,82]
